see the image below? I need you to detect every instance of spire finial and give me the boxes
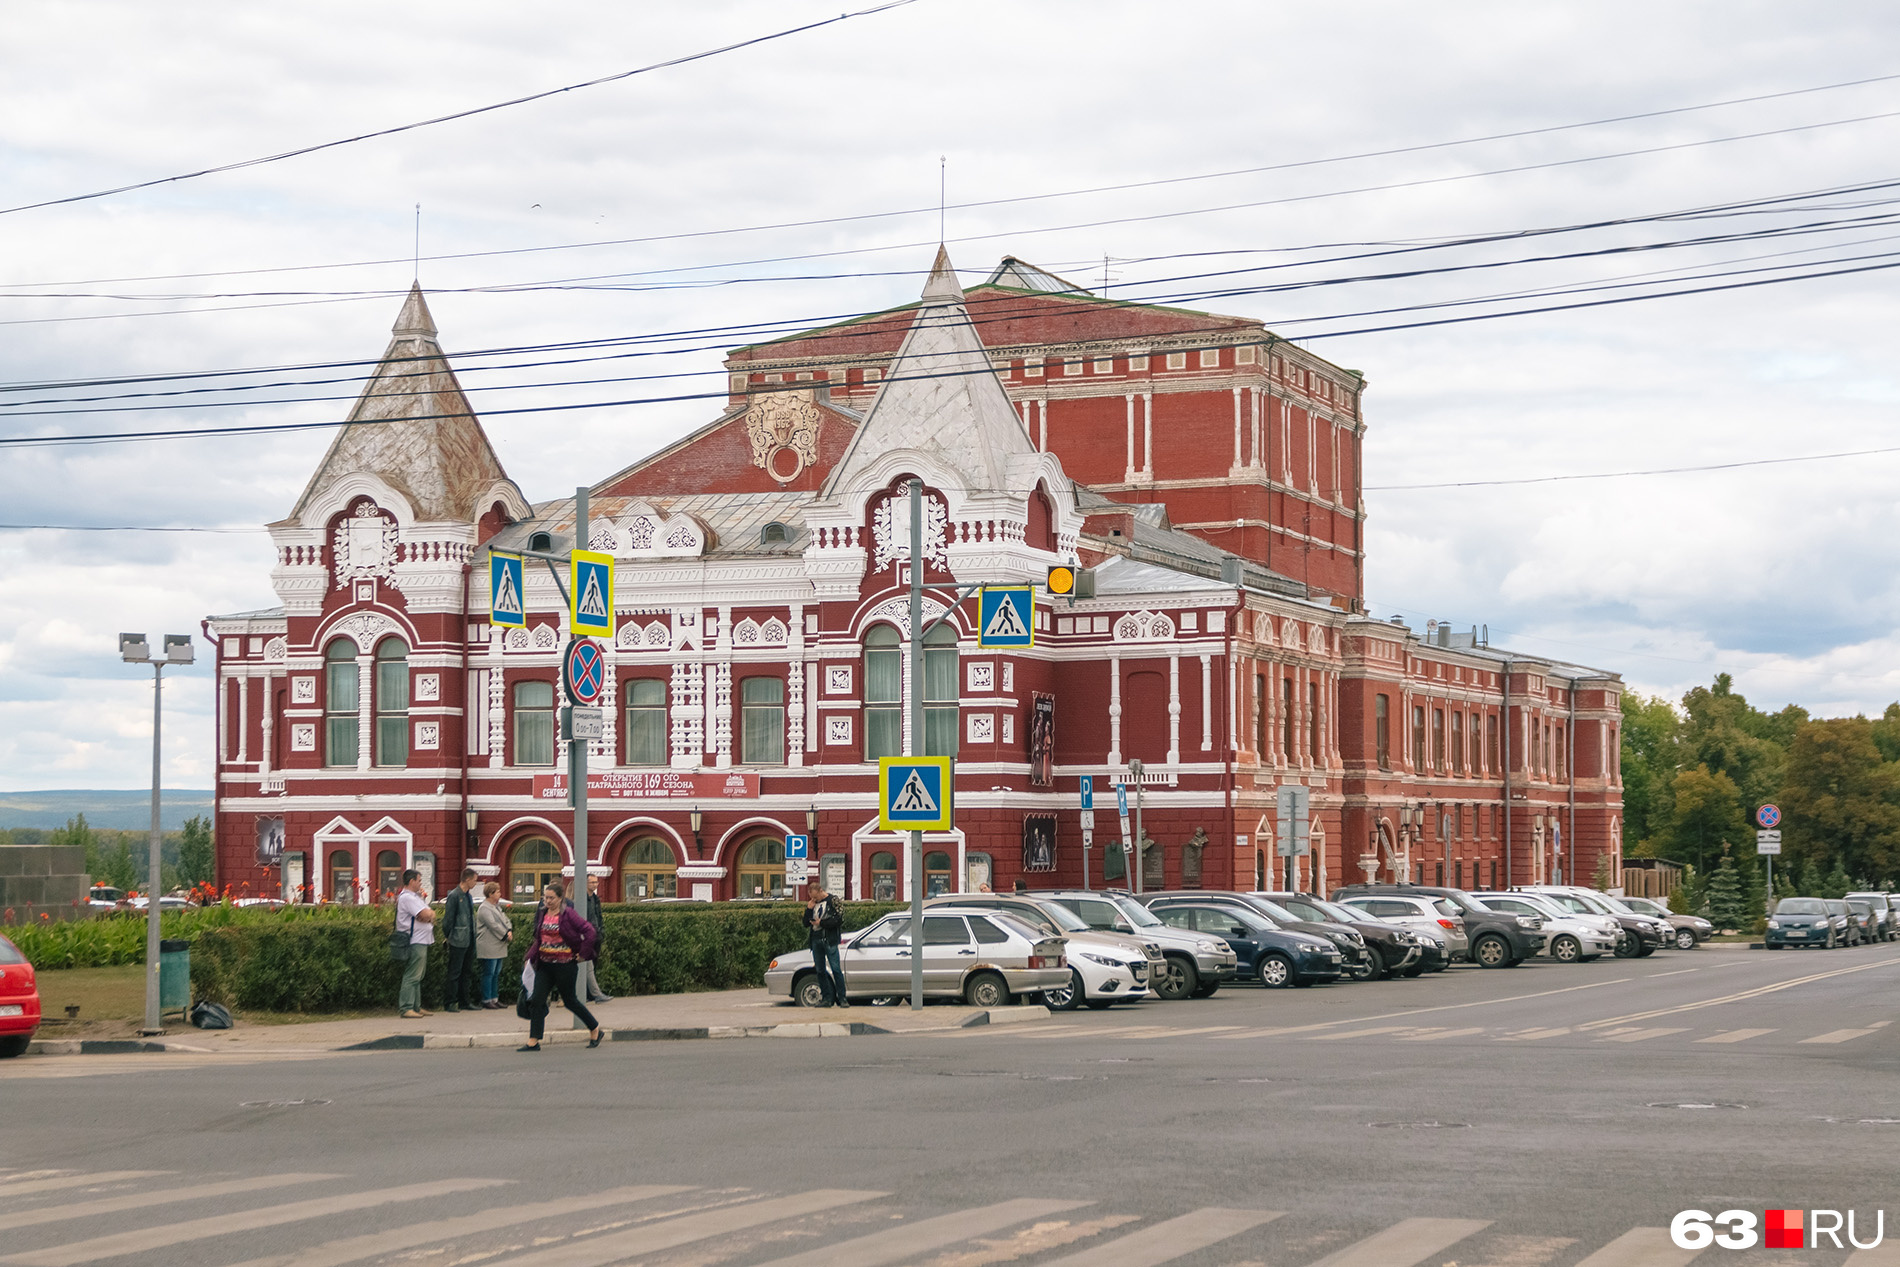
[921,245,962,306]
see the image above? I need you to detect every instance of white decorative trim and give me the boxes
[264,637,287,662]
[1113,610,1177,643]
[414,673,440,702]
[825,665,852,695]
[967,713,994,742]
[861,594,948,638]
[871,493,948,571]
[331,502,400,590]
[290,723,316,752]
[967,662,994,692]
[291,676,317,705]
[826,716,852,745]
[414,721,440,751]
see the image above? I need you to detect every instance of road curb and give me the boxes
[960,1005,1052,1028]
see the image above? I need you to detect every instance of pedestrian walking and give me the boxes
[518,881,603,1051]
[441,868,479,1012]
[582,873,613,1004]
[395,869,435,1019]
[475,881,512,1009]
[804,883,847,1007]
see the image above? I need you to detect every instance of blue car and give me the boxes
[1142,895,1343,987]
[1766,897,1840,948]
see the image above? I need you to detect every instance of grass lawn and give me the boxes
[30,964,385,1037]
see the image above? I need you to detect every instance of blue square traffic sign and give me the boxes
[1079,775,1093,810]
[785,834,809,860]
[879,757,953,831]
[977,586,1034,648]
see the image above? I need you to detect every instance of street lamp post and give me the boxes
[119,632,194,1036]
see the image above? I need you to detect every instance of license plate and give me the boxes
[0,1005,22,1017]
[1132,964,1147,980]
[1788,930,1808,937]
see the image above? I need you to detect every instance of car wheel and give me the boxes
[1401,965,1425,978]
[1825,931,1836,949]
[1550,934,1582,964]
[1674,928,1698,951]
[1042,969,1084,1012]
[1362,945,1386,981]
[1154,955,1198,1001]
[1257,953,1295,988]
[964,971,1009,1010]
[794,973,827,1008]
[1635,943,1656,957]
[1472,934,1510,968]
[0,1035,30,1058]
[1192,981,1221,998]
[1613,932,1640,958]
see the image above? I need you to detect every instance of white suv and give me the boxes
[1337,894,1469,963]
[1472,891,1618,963]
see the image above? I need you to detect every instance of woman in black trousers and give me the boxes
[519,881,602,1051]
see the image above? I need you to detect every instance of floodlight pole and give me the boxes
[908,479,925,1011]
[121,633,191,1036]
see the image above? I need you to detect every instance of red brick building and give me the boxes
[206,251,1623,905]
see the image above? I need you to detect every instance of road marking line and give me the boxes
[1,1178,506,1267]
[1578,957,1900,1031]
[1696,1029,1777,1043]
[1846,1238,1900,1264]
[1574,1225,1703,1266]
[1499,1028,1571,1041]
[751,1197,1093,1267]
[1195,978,1637,1039]
[1210,1028,1308,1039]
[1598,1027,1690,1043]
[0,1173,169,1199]
[1874,1020,1893,1028]
[0,1173,333,1232]
[1397,1027,1487,1041]
[1650,969,1700,977]
[1304,1026,1414,1041]
[1033,1207,1283,1267]
[1307,1216,1491,1267]
[1800,1028,1880,1044]
[222,1185,696,1267]
[491,1189,885,1267]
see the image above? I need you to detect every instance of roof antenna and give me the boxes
[938,155,946,242]
[413,203,422,284]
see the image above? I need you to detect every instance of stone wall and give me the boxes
[0,845,89,923]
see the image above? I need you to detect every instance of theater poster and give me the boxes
[254,816,285,867]
[1022,815,1057,873]
[1029,694,1055,786]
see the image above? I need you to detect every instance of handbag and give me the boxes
[515,960,536,1019]
[388,901,413,962]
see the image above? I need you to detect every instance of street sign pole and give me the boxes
[908,478,925,1011]
[568,486,591,1023]
[1129,759,1145,895]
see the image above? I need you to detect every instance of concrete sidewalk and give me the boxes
[26,988,1051,1055]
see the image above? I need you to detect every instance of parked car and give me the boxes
[1844,892,1896,941]
[1140,894,1343,987]
[1335,893,1468,966]
[1470,891,1618,963]
[1828,899,1866,947]
[1519,886,1666,958]
[1236,893,1379,978]
[764,908,1069,1008]
[1030,890,1237,1000]
[1845,899,1882,945]
[1251,891,1425,980]
[1335,883,1544,967]
[926,894,1161,1009]
[1766,897,1837,948]
[1619,896,1715,950]
[0,934,41,1058]
[86,885,126,909]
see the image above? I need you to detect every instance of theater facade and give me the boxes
[205,250,1625,904]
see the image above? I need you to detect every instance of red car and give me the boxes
[0,934,41,1057]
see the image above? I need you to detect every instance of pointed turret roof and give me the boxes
[823,248,1042,497]
[288,285,519,525]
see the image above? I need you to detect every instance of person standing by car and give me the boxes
[581,874,613,1004]
[519,881,602,1052]
[475,882,512,1009]
[440,868,479,1012]
[804,884,846,1007]
[395,869,435,1019]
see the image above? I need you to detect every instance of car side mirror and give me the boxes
[1114,920,1133,933]
[1230,926,1249,939]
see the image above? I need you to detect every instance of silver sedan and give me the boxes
[765,908,1070,1008]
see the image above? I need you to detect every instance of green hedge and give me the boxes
[189,902,901,1013]
[4,903,389,971]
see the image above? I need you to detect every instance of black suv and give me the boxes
[1332,883,1545,967]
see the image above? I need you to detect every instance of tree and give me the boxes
[1680,674,1792,816]
[1665,764,1744,874]
[1707,849,1749,932]
[1780,717,1900,886]
[1872,702,1900,764]
[1817,860,1854,901]
[1620,693,1682,849]
[176,816,214,889]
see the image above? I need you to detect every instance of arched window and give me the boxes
[864,625,901,758]
[735,836,787,900]
[923,623,958,757]
[925,850,953,897]
[620,836,678,900]
[740,677,785,764]
[375,638,409,767]
[324,639,358,767]
[870,850,898,902]
[1027,486,1057,550]
[514,680,555,766]
[760,522,789,544]
[328,849,356,904]
[375,849,404,901]
[509,837,564,905]
[622,678,667,766]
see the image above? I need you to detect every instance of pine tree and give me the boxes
[1707,850,1748,932]
[1820,860,1853,900]
[176,815,215,888]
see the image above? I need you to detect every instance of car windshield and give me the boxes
[1848,901,1872,914]
[1776,898,1827,915]
[1245,897,1302,925]
[1205,905,1270,931]
[0,937,23,965]
[990,913,1046,942]
[1275,897,1335,923]
[1593,894,1638,915]
[1621,898,1661,915]
[1826,901,1848,914]
[1314,899,1371,924]
[1028,901,1091,932]
[1433,898,1462,918]
[1108,896,1164,927]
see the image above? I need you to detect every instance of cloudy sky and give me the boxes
[4,0,1899,791]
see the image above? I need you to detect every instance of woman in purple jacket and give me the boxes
[518,881,603,1051]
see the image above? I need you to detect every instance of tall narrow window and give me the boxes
[923,624,958,758]
[1556,724,1567,781]
[622,678,667,765]
[1254,674,1267,756]
[1450,711,1464,776]
[513,680,555,766]
[1282,676,1295,760]
[1487,714,1500,773]
[1307,681,1320,763]
[1374,694,1390,770]
[741,676,786,764]
[374,638,409,767]
[1432,707,1446,773]
[324,639,358,767]
[1412,705,1425,772]
[864,624,901,758]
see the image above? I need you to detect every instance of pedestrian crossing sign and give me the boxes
[569,549,615,638]
[879,756,953,831]
[489,551,525,629]
[977,586,1035,648]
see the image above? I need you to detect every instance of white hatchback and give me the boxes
[1471,892,1618,963]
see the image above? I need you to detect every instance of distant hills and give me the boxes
[0,790,214,831]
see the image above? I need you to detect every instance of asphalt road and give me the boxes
[4,943,1899,1266]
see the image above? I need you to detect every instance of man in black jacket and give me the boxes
[582,874,613,1004]
[804,884,847,1007]
[441,868,479,1012]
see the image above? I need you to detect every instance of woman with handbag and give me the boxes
[474,882,512,1009]
[518,880,603,1051]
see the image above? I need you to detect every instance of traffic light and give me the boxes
[1047,564,1094,600]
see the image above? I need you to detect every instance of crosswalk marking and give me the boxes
[1398,1027,1487,1041]
[752,1197,1092,1267]
[0,1172,169,1199]
[493,1189,885,1267]
[1573,1225,1703,1266]
[1306,1026,1415,1041]
[1599,1027,1691,1043]
[1696,1028,1777,1043]
[0,1173,331,1233]
[222,1184,696,1267]
[0,1177,508,1267]
[1801,1028,1879,1044]
[1033,1207,1282,1267]
[1307,1216,1491,1267]
[1501,1027,1571,1041]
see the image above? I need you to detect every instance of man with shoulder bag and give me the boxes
[804,884,847,1008]
[394,869,435,1019]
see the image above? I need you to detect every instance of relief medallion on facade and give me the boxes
[744,392,821,484]
[331,500,399,589]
